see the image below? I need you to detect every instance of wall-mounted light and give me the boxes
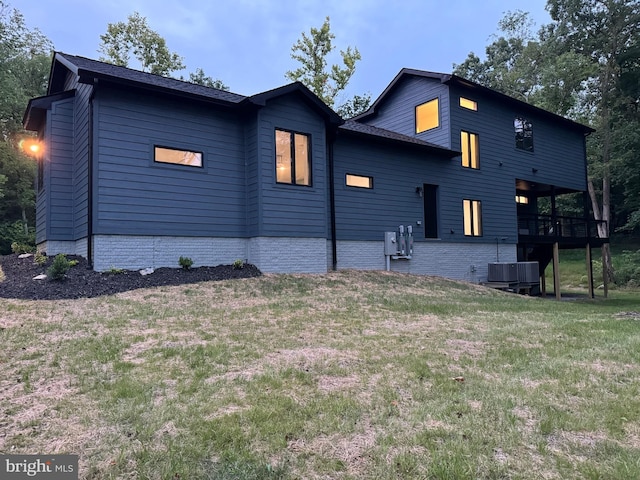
[19,137,42,156]
[531,168,538,174]
[450,228,455,234]
[415,186,423,197]
[499,161,503,167]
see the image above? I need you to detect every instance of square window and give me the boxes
[416,98,439,133]
[463,199,482,236]
[154,146,202,167]
[461,131,479,169]
[276,129,311,186]
[459,97,477,111]
[346,174,373,189]
[515,117,534,152]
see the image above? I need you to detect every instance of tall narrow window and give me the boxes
[275,129,311,186]
[424,184,439,238]
[514,117,534,152]
[461,131,479,169]
[416,98,439,133]
[463,199,482,236]
[154,146,202,167]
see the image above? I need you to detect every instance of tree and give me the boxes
[184,68,229,91]
[286,16,369,113]
[336,93,371,118]
[98,11,185,76]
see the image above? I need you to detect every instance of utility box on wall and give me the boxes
[384,231,398,256]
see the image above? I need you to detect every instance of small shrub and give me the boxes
[233,258,245,270]
[11,241,35,254]
[46,254,72,281]
[179,256,194,270]
[613,250,640,287]
[34,252,47,266]
[106,266,124,275]
[69,260,79,267]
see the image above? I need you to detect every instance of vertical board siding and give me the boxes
[93,87,246,237]
[366,76,451,148]
[256,94,328,237]
[245,115,260,237]
[73,83,92,239]
[47,98,75,240]
[333,135,517,242]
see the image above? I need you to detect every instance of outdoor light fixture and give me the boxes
[19,137,41,156]
[532,167,538,173]
[415,186,423,197]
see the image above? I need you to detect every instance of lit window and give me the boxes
[346,174,373,189]
[154,146,202,167]
[459,97,477,111]
[416,98,439,133]
[515,117,534,152]
[515,195,529,204]
[275,129,311,186]
[461,131,479,169]
[463,199,482,236]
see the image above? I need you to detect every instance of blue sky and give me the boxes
[13,0,552,104]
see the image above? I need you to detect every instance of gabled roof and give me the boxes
[23,90,76,130]
[339,121,460,157]
[354,68,595,134]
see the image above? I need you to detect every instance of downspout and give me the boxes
[328,130,338,271]
[86,84,96,269]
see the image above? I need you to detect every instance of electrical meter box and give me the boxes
[384,231,398,255]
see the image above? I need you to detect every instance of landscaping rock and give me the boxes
[32,274,47,280]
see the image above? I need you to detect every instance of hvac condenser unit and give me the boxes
[517,261,540,284]
[488,262,518,283]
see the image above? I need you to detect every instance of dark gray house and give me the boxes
[24,53,605,285]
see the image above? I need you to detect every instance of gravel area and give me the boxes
[0,254,261,300]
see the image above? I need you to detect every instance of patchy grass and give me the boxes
[1,271,640,479]
[0,263,4,282]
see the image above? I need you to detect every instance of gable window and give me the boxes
[461,131,479,169]
[154,146,202,167]
[346,174,373,189]
[416,98,439,133]
[463,199,482,236]
[459,97,477,111]
[275,129,311,186]
[515,117,534,152]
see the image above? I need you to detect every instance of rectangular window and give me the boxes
[463,199,482,236]
[515,195,529,204]
[346,174,373,189]
[515,117,534,152]
[276,129,311,186]
[416,98,439,133]
[154,146,202,167]
[461,131,479,169]
[459,97,477,111]
[424,184,439,238]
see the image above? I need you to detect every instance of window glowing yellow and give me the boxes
[154,146,202,167]
[459,97,477,111]
[463,199,482,236]
[346,174,373,188]
[275,129,311,186]
[416,98,439,133]
[515,195,529,204]
[461,131,479,169]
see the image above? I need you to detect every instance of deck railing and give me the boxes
[517,214,607,240]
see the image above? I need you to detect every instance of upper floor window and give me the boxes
[154,146,202,167]
[416,98,439,133]
[515,195,529,204]
[461,131,479,169]
[463,199,483,237]
[459,97,477,111]
[514,117,534,152]
[346,174,373,189]
[275,129,311,186]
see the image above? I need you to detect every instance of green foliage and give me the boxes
[233,258,245,270]
[106,266,124,275]
[336,93,372,118]
[33,251,46,266]
[286,16,364,108]
[613,250,640,287]
[1,220,35,255]
[46,253,72,281]
[184,68,229,91]
[179,256,194,270]
[98,11,185,76]
[10,241,33,254]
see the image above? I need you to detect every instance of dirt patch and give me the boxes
[0,253,261,300]
[317,374,360,393]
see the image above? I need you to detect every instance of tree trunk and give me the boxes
[21,208,28,236]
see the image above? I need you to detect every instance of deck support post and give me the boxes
[586,244,594,299]
[553,242,561,300]
[601,245,609,298]
[540,267,547,297]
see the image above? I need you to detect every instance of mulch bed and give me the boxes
[0,254,262,301]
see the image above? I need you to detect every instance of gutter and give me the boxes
[328,131,338,271]
[86,84,96,269]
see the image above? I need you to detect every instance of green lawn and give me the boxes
[2,270,640,479]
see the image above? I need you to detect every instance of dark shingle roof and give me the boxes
[54,53,247,104]
[339,121,459,157]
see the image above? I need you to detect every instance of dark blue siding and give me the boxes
[366,76,451,148]
[255,94,328,237]
[46,98,75,240]
[72,83,92,239]
[333,135,517,242]
[93,87,246,237]
[245,116,259,237]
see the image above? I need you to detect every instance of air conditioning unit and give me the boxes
[488,262,518,282]
[517,261,539,284]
